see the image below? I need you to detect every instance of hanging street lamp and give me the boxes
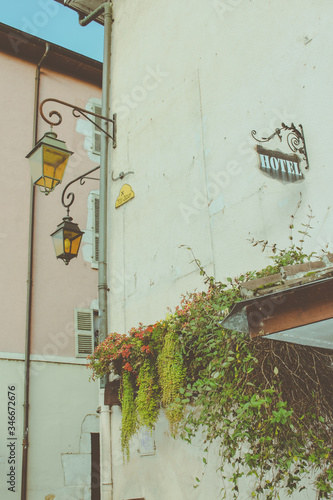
[26,131,73,195]
[25,96,117,264]
[50,164,101,265]
[26,97,116,196]
[50,216,84,265]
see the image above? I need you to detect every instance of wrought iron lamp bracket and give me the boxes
[62,165,100,216]
[251,123,309,170]
[40,98,117,149]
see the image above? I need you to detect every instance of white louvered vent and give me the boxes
[75,308,94,358]
[92,104,102,155]
[93,196,100,264]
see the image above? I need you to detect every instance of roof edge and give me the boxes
[0,22,102,87]
[0,22,102,67]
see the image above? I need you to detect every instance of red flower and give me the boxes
[141,345,152,354]
[124,362,133,372]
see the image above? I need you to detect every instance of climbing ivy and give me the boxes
[136,360,159,428]
[119,370,137,461]
[158,326,186,433]
[88,206,333,498]
[88,268,333,497]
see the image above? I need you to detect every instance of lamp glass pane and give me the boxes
[63,229,83,257]
[52,229,64,258]
[36,176,59,191]
[28,146,44,184]
[29,145,71,192]
[43,146,70,179]
[70,234,83,255]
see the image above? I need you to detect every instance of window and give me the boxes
[76,98,102,159]
[92,194,100,266]
[74,308,98,358]
[82,191,99,269]
[92,102,102,155]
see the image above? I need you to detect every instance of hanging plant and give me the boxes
[88,203,333,498]
[158,326,186,433]
[136,360,160,428]
[119,370,137,461]
[89,280,333,496]
[87,331,128,379]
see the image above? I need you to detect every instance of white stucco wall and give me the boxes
[107,0,333,498]
[109,0,333,333]
[0,359,99,500]
[110,408,317,500]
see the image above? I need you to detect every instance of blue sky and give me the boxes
[1,0,104,61]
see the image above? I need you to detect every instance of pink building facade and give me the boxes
[0,23,102,500]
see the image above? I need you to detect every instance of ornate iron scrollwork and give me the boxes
[251,123,309,170]
[61,165,100,216]
[40,97,117,149]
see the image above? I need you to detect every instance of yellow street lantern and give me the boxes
[26,132,73,194]
[50,217,84,265]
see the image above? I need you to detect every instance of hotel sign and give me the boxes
[256,145,304,183]
[252,123,309,183]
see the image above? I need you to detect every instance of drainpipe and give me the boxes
[79,0,112,377]
[79,5,113,500]
[21,42,50,500]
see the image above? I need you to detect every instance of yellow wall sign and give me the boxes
[115,184,135,208]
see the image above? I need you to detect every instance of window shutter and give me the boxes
[74,308,94,358]
[93,196,100,264]
[92,104,102,155]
